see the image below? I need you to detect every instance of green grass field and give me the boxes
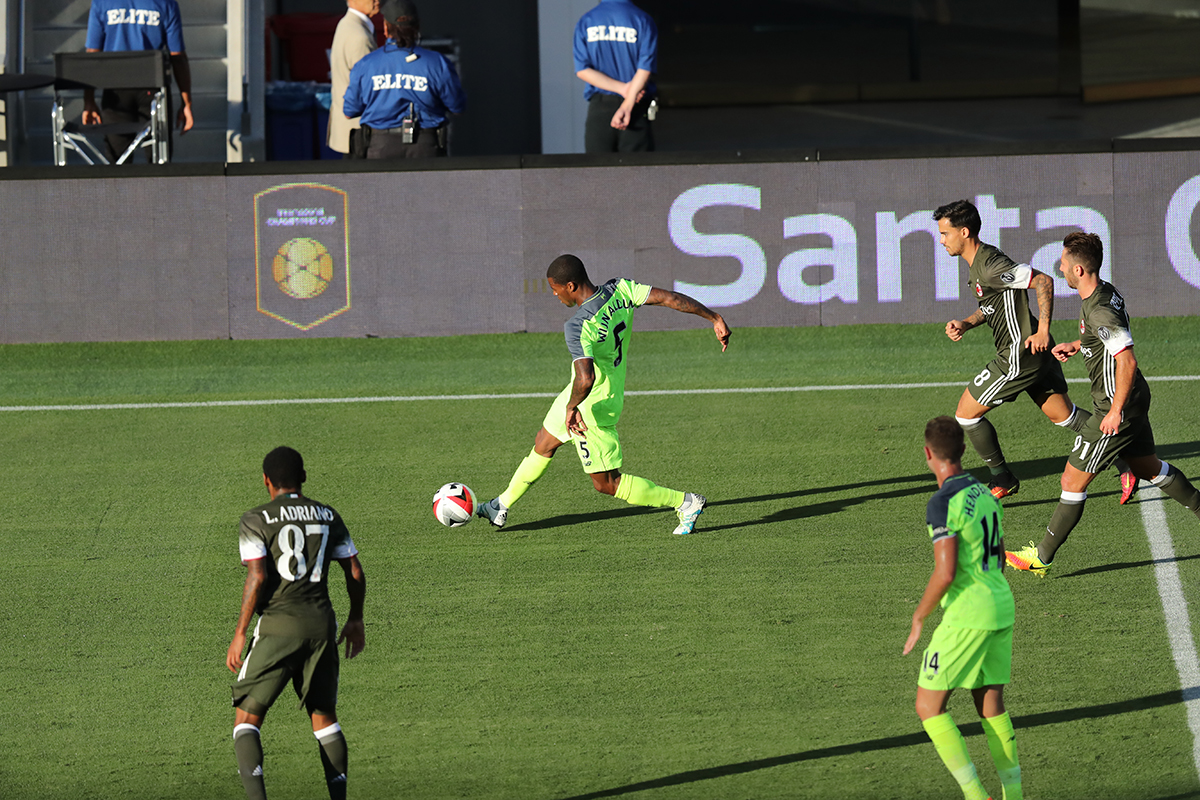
[3,317,1200,800]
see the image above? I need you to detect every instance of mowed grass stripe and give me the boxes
[3,374,1199,413]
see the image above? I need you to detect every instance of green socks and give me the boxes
[614,474,685,509]
[982,712,1022,800]
[315,723,348,800]
[922,713,990,800]
[233,723,267,800]
[498,449,552,508]
[1055,404,1091,433]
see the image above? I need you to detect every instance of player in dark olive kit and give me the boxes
[1007,232,1200,576]
[227,447,366,800]
[934,199,1134,503]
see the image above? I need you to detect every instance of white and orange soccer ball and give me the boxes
[432,483,476,528]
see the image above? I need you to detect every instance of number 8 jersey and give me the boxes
[926,473,1015,630]
[563,278,653,428]
[238,492,358,639]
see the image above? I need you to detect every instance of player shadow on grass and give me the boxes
[552,687,1200,800]
[500,473,936,533]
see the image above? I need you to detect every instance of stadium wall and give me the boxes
[1,145,1199,344]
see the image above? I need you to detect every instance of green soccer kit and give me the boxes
[543,278,653,471]
[920,472,1015,690]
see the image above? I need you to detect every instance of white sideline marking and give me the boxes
[1139,484,1200,777]
[2,375,1198,413]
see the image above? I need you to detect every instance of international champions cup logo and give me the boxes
[254,184,351,330]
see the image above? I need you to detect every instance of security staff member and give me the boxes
[573,0,657,153]
[82,0,194,162]
[342,0,465,159]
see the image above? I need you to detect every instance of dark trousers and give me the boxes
[584,94,654,154]
[363,126,445,159]
[100,88,172,163]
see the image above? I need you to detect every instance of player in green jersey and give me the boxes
[476,254,731,535]
[1007,232,1200,576]
[905,416,1023,800]
[227,447,367,800]
[935,199,1135,504]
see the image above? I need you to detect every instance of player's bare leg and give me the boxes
[311,711,348,800]
[233,708,267,800]
[955,389,1017,499]
[1033,390,1136,504]
[478,427,563,528]
[973,686,1022,800]
[916,687,991,800]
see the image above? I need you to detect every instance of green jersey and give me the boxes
[925,472,1014,630]
[238,493,358,639]
[563,278,653,426]
[967,244,1045,367]
[1078,280,1150,417]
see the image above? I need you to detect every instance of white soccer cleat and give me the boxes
[476,497,509,528]
[672,493,707,535]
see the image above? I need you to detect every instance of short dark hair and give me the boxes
[263,446,306,489]
[546,254,589,286]
[924,416,965,462]
[933,199,981,238]
[1063,231,1103,275]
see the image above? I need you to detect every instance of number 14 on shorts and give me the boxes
[922,649,940,677]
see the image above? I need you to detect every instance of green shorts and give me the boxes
[967,351,1068,408]
[231,623,339,716]
[918,624,1012,691]
[1067,409,1156,474]
[542,385,623,474]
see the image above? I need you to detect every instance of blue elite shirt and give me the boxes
[86,0,185,52]
[573,0,658,101]
[343,42,466,130]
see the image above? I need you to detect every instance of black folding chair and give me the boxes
[52,50,170,165]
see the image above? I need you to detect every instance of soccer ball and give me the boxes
[272,237,334,299]
[432,483,476,528]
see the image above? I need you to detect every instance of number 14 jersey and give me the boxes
[238,492,358,639]
[926,473,1015,630]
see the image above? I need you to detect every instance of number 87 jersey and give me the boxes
[925,473,1015,631]
[238,492,358,639]
[563,278,653,428]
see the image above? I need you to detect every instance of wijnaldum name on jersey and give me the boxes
[594,298,635,343]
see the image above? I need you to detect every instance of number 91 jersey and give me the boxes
[238,492,358,639]
[563,278,652,428]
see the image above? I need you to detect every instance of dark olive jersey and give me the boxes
[967,244,1042,366]
[1078,281,1150,416]
[238,492,357,639]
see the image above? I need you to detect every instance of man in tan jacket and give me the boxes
[328,0,379,157]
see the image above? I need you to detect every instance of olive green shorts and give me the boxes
[232,627,339,716]
[1067,409,1156,474]
[542,385,623,474]
[918,624,1012,691]
[967,351,1068,408]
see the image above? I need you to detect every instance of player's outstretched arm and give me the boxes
[903,536,958,655]
[336,554,367,659]
[645,287,731,351]
[946,308,985,342]
[227,558,267,672]
[1024,271,1055,353]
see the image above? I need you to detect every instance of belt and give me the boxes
[370,125,441,134]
